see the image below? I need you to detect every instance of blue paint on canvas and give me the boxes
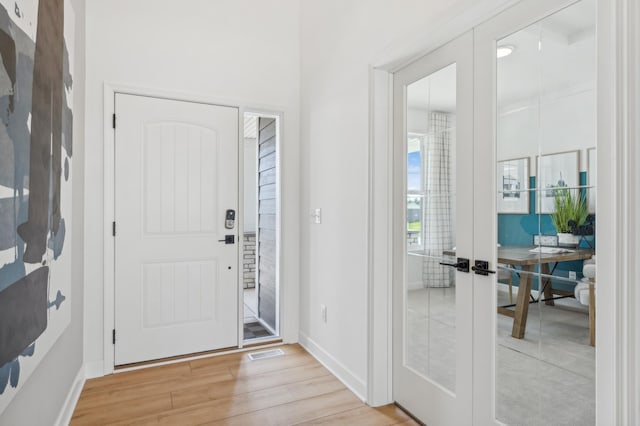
[0,0,72,400]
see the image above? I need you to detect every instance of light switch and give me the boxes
[312,208,322,224]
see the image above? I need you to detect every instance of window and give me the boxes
[407,135,425,249]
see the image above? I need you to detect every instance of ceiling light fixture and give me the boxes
[497,45,515,58]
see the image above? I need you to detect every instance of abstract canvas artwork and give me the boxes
[0,0,74,414]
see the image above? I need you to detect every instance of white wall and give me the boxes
[408,108,430,134]
[0,0,86,423]
[299,0,511,397]
[498,88,596,170]
[84,0,300,370]
[244,138,257,233]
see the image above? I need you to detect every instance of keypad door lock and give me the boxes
[225,209,236,229]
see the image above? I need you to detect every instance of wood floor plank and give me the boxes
[76,369,234,411]
[81,362,192,394]
[71,393,172,425]
[190,346,313,379]
[171,363,331,409]
[72,344,413,426]
[395,420,422,426]
[202,389,363,426]
[188,343,304,370]
[294,404,416,425]
[151,375,345,425]
[109,416,161,426]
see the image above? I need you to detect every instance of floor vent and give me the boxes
[247,348,285,361]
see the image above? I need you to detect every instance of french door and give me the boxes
[393,0,598,424]
[393,31,474,426]
[474,0,597,425]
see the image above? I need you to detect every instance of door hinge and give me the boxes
[112,329,116,345]
[112,113,116,129]
[112,221,116,236]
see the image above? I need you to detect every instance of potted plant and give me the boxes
[551,188,589,247]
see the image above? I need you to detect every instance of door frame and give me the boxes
[366,0,630,423]
[243,111,282,340]
[102,84,288,374]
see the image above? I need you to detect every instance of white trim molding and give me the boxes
[102,83,116,375]
[597,0,639,424]
[366,67,394,407]
[54,366,85,426]
[609,0,640,423]
[299,332,367,402]
[630,1,640,423]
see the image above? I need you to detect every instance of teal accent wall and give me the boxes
[497,172,595,292]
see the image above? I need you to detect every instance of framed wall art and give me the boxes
[536,151,579,214]
[497,157,529,214]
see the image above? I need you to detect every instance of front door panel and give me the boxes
[114,94,239,365]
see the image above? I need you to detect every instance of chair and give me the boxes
[574,256,596,346]
[498,265,513,304]
[496,244,514,304]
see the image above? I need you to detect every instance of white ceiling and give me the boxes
[406,0,595,114]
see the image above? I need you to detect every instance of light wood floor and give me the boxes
[71,344,417,425]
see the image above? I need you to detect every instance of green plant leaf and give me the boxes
[550,188,588,234]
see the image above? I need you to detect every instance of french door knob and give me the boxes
[472,260,496,275]
[439,257,470,273]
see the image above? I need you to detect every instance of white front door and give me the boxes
[114,94,239,365]
[392,31,474,425]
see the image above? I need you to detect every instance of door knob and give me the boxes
[218,235,235,244]
[439,257,470,273]
[472,260,496,275]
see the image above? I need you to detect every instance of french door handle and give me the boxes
[439,257,470,273]
[472,260,496,276]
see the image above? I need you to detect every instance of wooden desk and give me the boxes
[497,246,594,339]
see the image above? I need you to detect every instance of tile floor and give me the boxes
[407,284,595,426]
[243,288,274,341]
[244,288,258,323]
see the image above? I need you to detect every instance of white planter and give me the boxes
[557,232,580,247]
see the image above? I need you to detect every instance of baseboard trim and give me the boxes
[84,360,105,379]
[54,366,85,426]
[298,332,367,402]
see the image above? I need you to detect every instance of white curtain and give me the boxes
[422,112,455,288]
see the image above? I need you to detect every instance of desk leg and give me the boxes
[512,265,533,339]
[541,263,554,306]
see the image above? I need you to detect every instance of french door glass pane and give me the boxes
[495,1,596,424]
[405,63,457,393]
